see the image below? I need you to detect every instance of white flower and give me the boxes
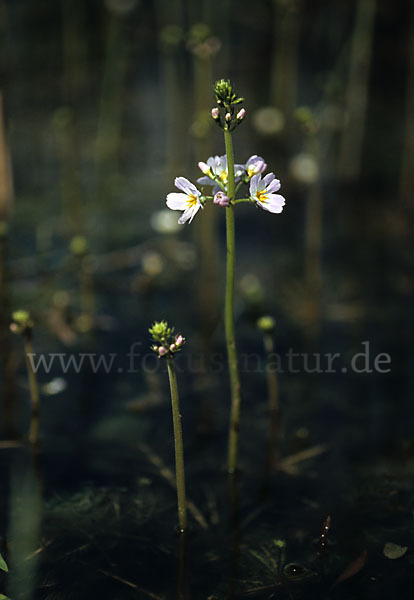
[166,177,203,224]
[249,173,285,214]
[197,155,244,189]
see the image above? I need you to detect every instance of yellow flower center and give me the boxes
[187,193,198,207]
[219,170,228,184]
[247,165,256,177]
[256,189,268,204]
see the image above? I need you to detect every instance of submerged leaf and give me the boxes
[0,553,8,572]
[383,543,408,560]
[334,550,367,586]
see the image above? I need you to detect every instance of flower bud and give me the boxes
[236,108,246,120]
[169,343,176,352]
[158,346,167,356]
[175,334,184,346]
[225,112,231,122]
[213,191,230,207]
[211,107,220,120]
[198,161,211,175]
[257,315,276,333]
[70,235,88,256]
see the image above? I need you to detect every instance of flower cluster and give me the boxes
[165,80,285,223]
[166,154,285,223]
[149,320,185,357]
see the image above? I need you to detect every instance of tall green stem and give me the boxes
[167,356,188,532]
[224,128,242,474]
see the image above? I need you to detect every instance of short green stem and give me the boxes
[167,356,188,532]
[224,128,242,474]
[232,198,251,205]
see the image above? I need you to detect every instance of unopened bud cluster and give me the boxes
[10,310,34,336]
[257,315,276,333]
[149,320,185,357]
[70,235,88,257]
[211,79,246,132]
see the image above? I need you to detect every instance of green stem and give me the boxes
[224,128,242,474]
[232,198,251,205]
[24,334,40,446]
[167,356,187,532]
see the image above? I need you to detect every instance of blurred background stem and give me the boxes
[337,0,376,182]
[23,331,40,446]
[263,331,280,473]
[270,0,301,138]
[0,91,16,439]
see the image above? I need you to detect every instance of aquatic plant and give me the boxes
[69,235,96,333]
[166,79,286,474]
[0,552,10,600]
[149,321,187,532]
[10,311,40,445]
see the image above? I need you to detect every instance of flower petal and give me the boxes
[266,178,281,193]
[178,207,194,224]
[249,174,260,197]
[197,176,215,186]
[174,177,198,196]
[178,203,201,225]
[258,193,285,213]
[263,173,275,187]
[166,192,188,210]
[208,156,220,169]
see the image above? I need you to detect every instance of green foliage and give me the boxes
[383,543,408,559]
[0,553,8,572]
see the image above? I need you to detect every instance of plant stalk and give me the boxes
[24,333,40,446]
[167,356,187,532]
[224,128,242,474]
